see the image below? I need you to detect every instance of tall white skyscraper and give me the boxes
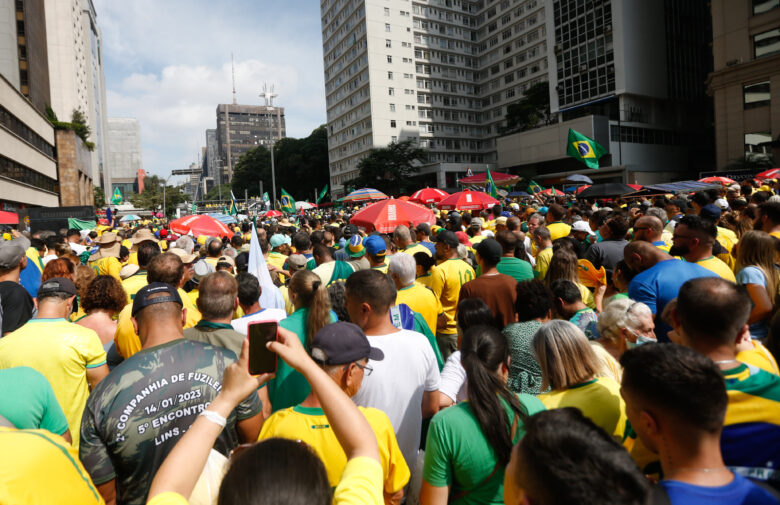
[320,0,550,196]
[45,0,110,192]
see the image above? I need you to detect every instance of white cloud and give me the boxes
[94,0,326,179]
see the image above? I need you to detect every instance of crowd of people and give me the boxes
[1,179,780,504]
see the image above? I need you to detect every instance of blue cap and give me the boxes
[364,235,386,256]
[539,206,549,215]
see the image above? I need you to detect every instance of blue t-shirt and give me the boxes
[736,266,770,340]
[628,259,718,342]
[660,473,779,505]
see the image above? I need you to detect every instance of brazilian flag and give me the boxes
[316,185,328,204]
[528,180,544,194]
[485,169,498,199]
[567,129,606,169]
[110,187,123,205]
[228,191,238,216]
[280,188,295,214]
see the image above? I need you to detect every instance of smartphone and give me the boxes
[248,321,278,375]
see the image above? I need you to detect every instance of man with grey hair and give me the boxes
[389,252,441,337]
[392,225,431,257]
[183,271,245,358]
[175,235,195,254]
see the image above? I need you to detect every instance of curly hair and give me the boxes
[73,265,96,300]
[41,258,75,282]
[81,275,127,314]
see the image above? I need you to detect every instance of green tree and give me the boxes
[202,184,235,202]
[231,125,330,202]
[45,106,95,150]
[503,81,552,133]
[128,175,186,216]
[347,140,427,195]
[93,186,106,208]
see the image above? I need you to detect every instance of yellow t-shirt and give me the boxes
[146,457,384,505]
[0,319,106,449]
[88,256,122,280]
[127,251,139,266]
[121,271,148,303]
[187,288,199,308]
[692,256,736,282]
[547,222,572,242]
[401,242,432,258]
[267,251,288,270]
[535,247,553,279]
[539,376,627,440]
[259,405,409,494]
[0,427,105,504]
[429,258,475,335]
[279,285,295,315]
[396,282,442,337]
[370,263,389,274]
[737,340,780,375]
[577,282,596,309]
[114,288,201,359]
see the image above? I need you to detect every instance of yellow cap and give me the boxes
[2,233,10,241]
[197,235,207,245]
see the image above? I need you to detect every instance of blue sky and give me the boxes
[93,0,326,182]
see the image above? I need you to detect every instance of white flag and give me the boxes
[248,224,286,310]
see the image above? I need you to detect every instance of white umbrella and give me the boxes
[295,201,315,210]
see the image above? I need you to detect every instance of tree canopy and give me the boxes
[128,175,187,216]
[231,125,330,202]
[345,140,427,195]
[503,81,553,134]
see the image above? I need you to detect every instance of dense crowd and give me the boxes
[1,179,780,504]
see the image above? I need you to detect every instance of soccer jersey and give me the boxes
[88,256,122,280]
[0,366,69,435]
[429,258,475,335]
[737,340,779,375]
[402,242,433,258]
[496,256,534,282]
[121,270,148,302]
[259,405,409,494]
[660,473,779,505]
[720,363,780,485]
[0,427,105,505]
[534,247,553,279]
[0,318,106,448]
[396,282,442,338]
[690,256,736,283]
[539,376,627,440]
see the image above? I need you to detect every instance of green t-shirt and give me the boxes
[497,256,534,283]
[270,308,338,412]
[423,394,546,504]
[0,366,69,435]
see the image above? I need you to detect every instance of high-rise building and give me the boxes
[708,0,779,170]
[0,0,59,209]
[106,118,143,197]
[497,0,713,184]
[204,128,218,184]
[320,0,551,195]
[215,104,286,184]
[44,0,110,192]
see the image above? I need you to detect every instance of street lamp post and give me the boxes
[260,85,279,208]
[162,173,174,220]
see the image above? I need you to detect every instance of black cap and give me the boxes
[310,322,384,365]
[435,230,459,248]
[475,238,502,264]
[670,198,689,211]
[343,224,359,238]
[700,204,722,221]
[132,282,183,317]
[37,277,77,298]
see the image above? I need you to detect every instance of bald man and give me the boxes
[623,241,717,342]
[632,216,670,252]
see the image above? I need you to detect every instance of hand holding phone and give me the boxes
[248,321,278,375]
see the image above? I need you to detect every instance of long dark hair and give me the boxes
[461,325,528,465]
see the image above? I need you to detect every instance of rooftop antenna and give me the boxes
[259,82,278,108]
[231,52,237,105]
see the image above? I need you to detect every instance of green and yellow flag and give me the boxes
[111,187,123,205]
[485,168,498,199]
[280,188,295,213]
[316,185,329,204]
[528,180,544,194]
[567,129,606,169]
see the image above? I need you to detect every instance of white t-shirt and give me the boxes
[68,242,87,255]
[353,328,440,469]
[439,351,468,403]
[231,308,288,335]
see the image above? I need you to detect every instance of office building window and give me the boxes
[389,103,395,112]
[744,81,771,109]
[391,120,396,128]
[384,7,390,15]
[388,71,393,79]
[388,87,394,96]
[391,136,398,142]
[386,39,392,48]
[387,55,392,63]
[385,23,391,32]
[745,132,773,160]
[754,28,780,58]
[753,0,779,14]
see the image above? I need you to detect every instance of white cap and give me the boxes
[572,221,595,235]
[714,198,729,210]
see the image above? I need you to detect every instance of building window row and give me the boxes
[754,28,780,59]
[0,106,56,159]
[0,154,58,193]
[609,125,686,146]
[753,0,780,15]
[744,81,771,109]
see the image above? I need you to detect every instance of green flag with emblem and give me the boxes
[280,188,295,213]
[567,128,606,169]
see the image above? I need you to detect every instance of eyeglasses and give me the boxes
[625,301,639,316]
[352,361,373,376]
[633,227,649,232]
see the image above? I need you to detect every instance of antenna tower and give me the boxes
[231,53,237,105]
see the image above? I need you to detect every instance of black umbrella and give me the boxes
[565,174,593,184]
[577,183,639,199]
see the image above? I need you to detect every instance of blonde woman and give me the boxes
[533,320,627,440]
[545,248,596,309]
[735,230,778,341]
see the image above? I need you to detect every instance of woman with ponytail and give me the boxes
[266,269,336,413]
[420,325,545,505]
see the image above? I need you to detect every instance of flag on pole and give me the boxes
[248,223,286,310]
[528,180,544,194]
[111,187,123,205]
[466,167,473,177]
[486,168,498,199]
[262,192,270,203]
[191,202,196,214]
[228,191,238,216]
[567,128,606,169]
[280,188,295,213]
[316,185,328,203]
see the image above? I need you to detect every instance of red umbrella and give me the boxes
[438,190,500,211]
[539,188,563,196]
[698,176,736,185]
[575,185,592,194]
[410,187,450,204]
[756,168,780,180]
[0,211,19,225]
[169,215,234,238]
[264,210,283,218]
[350,199,435,233]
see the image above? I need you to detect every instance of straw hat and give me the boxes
[90,232,121,260]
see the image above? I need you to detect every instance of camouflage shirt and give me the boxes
[79,339,262,505]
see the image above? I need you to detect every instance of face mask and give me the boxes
[626,332,656,349]
[594,230,603,243]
